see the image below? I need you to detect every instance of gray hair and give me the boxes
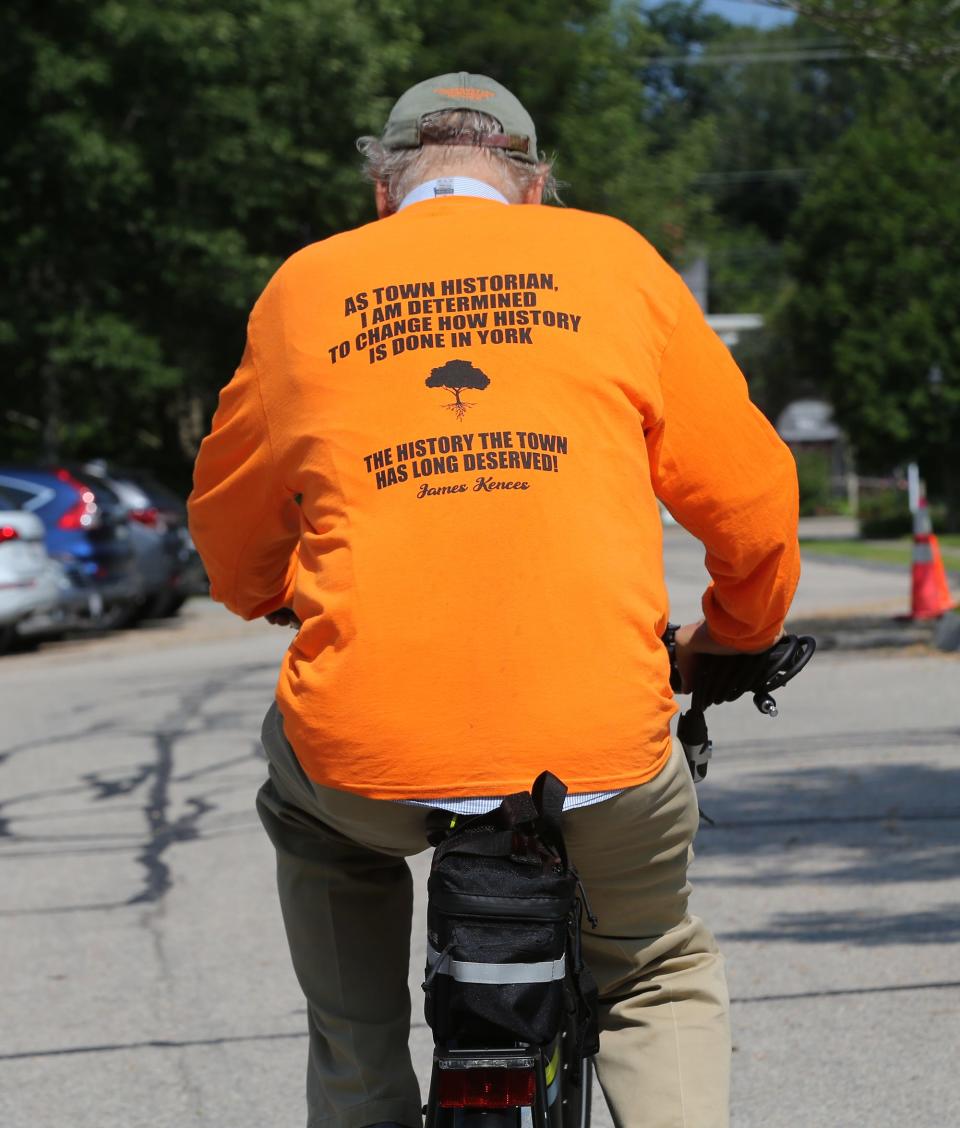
[357,109,560,210]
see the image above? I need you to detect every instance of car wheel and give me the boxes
[138,589,181,620]
[98,601,141,631]
[158,592,187,618]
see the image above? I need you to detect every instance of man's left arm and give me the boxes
[188,308,299,621]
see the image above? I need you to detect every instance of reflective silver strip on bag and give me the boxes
[427,943,566,985]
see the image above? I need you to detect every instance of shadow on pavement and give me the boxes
[694,758,960,945]
[723,906,960,945]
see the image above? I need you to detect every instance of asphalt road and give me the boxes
[1,542,957,1128]
[663,523,913,623]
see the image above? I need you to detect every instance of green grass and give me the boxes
[802,535,960,569]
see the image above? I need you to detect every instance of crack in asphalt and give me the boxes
[714,725,960,758]
[0,899,130,915]
[0,819,261,857]
[120,664,273,905]
[140,894,208,1112]
[6,978,960,1062]
[1,664,270,906]
[82,762,154,801]
[704,809,960,831]
[127,729,213,906]
[0,1031,310,1061]
[171,746,265,783]
[0,653,280,1110]
[0,719,123,768]
[732,979,960,1004]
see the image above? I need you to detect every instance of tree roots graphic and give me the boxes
[444,397,474,420]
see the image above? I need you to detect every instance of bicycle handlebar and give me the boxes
[664,627,817,783]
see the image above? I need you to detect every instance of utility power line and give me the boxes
[694,168,810,183]
[714,0,790,9]
[640,47,859,65]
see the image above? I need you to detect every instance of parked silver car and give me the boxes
[0,484,67,651]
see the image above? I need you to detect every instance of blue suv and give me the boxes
[0,466,142,623]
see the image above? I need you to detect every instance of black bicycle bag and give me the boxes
[422,772,599,1054]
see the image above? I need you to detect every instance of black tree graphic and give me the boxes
[425,360,490,420]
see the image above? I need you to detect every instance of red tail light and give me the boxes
[54,469,99,530]
[0,525,19,542]
[129,506,159,527]
[438,1068,536,1109]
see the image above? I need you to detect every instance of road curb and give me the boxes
[933,614,960,652]
[785,615,942,652]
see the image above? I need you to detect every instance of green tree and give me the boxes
[781,76,960,523]
[11,0,918,492]
[763,1,960,73]
[640,5,868,312]
[411,1,717,260]
[0,0,416,487]
[553,4,717,259]
[412,0,610,129]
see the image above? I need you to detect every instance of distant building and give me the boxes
[681,254,766,347]
[776,398,852,506]
[706,313,765,348]
[776,398,843,446]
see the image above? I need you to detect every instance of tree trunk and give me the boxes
[42,362,61,462]
[176,391,208,462]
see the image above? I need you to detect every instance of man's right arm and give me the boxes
[646,282,801,653]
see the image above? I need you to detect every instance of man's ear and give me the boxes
[375,181,393,218]
[522,174,547,206]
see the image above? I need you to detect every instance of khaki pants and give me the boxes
[257,703,730,1128]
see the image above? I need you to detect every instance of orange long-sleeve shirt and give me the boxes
[189,198,800,798]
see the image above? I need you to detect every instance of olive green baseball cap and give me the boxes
[380,72,538,164]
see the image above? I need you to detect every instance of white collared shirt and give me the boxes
[398,176,509,211]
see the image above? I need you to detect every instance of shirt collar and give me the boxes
[397,176,509,211]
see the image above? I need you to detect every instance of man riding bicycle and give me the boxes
[189,73,800,1128]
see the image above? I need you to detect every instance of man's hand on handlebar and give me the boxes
[673,619,782,695]
[667,622,815,784]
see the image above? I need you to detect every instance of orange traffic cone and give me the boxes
[911,500,954,619]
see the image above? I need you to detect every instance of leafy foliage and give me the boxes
[411,0,717,257]
[764,1,960,73]
[780,74,960,518]
[550,4,716,258]
[794,449,832,516]
[1,0,957,523]
[639,6,867,310]
[0,0,416,486]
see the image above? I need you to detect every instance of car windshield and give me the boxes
[110,468,186,513]
[69,468,124,508]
